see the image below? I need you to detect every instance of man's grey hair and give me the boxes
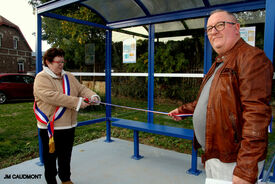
[210,9,239,23]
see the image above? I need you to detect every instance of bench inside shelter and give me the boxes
[111,118,202,176]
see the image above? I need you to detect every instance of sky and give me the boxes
[0,0,51,51]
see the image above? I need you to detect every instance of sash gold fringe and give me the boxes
[49,137,55,153]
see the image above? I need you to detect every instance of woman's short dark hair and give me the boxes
[43,48,65,66]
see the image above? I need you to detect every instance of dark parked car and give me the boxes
[0,73,35,104]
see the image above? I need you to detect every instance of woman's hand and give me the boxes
[89,95,101,105]
[168,108,182,121]
[80,99,90,109]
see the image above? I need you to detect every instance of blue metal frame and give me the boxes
[105,29,113,142]
[36,15,43,166]
[43,12,110,30]
[203,17,212,74]
[132,130,143,160]
[264,0,275,64]
[133,0,151,16]
[36,15,42,74]
[202,0,210,7]
[268,155,275,182]
[187,142,202,176]
[36,128,44,166]
[262,154,275,182]
[263,0,275,180]
[147,24,155,124]
[37,0,86,14]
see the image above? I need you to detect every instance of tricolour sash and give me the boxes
[34,74,70,153]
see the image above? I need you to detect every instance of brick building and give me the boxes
[0,15,34,73]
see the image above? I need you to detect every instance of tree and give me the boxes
[29,0,106,71]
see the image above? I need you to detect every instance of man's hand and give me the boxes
[233,175,252,184]
[168,108,182,121]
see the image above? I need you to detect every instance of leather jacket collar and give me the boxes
[215,38,245,64]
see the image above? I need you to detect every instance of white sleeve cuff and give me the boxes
[76,97,83,111]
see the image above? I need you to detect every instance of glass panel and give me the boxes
[83,0,146,22]
[13,38,18,49]
[235,10,265,25]
[123,26,148,35]
[209,0,244,6]
[18,63,24,73]
[234,10,265,49]
[154,21,185,33]
[140,0,204,15]
[0,34,2,47]
[0,76,11,83]
[22,75,34,84]
[112,26,148,42]
[184,18,204,29]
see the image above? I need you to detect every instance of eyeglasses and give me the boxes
[206,21,236,35]
[52,60,66,64]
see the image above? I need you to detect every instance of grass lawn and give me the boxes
[0,98,274,171]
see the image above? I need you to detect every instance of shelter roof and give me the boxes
[37,0,266,41]
[37,0,266,28]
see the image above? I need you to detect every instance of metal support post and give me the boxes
[132,130,143,160]
[270,166,275,182]
[262,154,275,182]
[264,0,275,64]
[187,142,201,175]
[204,17,212,74]
[147,24,155,124]
[36,128,44,166]
[36,14,42,74]
[36,14,43,167]
[263,0,275,179]
[105,29,113,143]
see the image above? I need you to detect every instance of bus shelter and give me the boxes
[36,0,275,179]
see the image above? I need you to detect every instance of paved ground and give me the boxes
[0,137,274,184]
[0,137,206,184]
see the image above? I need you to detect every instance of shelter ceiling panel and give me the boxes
[122,26,149,35]
[184,18,205,29]
[235,10,265,24]
[82,0,146,22]
[140,0,205,15]
[152,21,186,33]
[209,0,246,6]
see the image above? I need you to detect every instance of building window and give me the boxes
[18,61,24,73]
[0,33,3,47]
[13,36,19,49]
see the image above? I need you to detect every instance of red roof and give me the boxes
[0,15,32,51]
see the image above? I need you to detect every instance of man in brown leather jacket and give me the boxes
[169,9,273,184]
